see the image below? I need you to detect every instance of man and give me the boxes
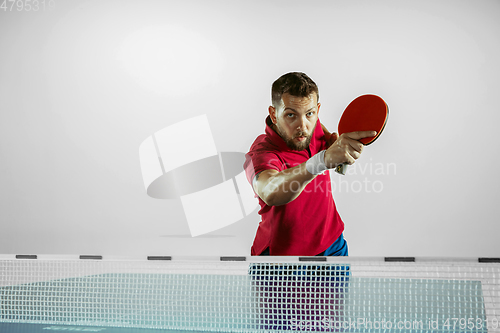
[244,72,376,256]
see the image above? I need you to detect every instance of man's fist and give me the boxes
[324,131,377,168]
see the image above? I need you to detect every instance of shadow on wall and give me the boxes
[139,115,259,238]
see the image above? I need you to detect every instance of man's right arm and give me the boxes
[252,130,376,207]
[252,163,317,207]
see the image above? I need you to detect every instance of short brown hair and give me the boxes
[271,72,319,108]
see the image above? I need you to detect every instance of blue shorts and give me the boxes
[259,233,348,256]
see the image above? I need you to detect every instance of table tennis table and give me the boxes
[1,256,498,332]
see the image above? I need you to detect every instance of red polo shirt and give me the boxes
[244,116,344,256]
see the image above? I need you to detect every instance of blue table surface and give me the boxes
[0,322,204,333]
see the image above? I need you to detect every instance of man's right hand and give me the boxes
[324,131,377,168]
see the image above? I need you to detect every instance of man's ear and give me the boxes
[268,106,277,124]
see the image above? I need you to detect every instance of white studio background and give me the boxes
[0,0,499,257]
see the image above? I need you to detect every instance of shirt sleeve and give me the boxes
[244,149,284,185]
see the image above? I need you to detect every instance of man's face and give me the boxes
[269,93,320,151]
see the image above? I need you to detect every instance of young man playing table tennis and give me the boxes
[244,72,376,256]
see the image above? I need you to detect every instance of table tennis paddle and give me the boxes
[335,94,389,175]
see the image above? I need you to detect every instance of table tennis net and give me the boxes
[0,257,499,332]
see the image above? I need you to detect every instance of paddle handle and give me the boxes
[335,163,348,175]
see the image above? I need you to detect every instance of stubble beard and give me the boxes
[275,122,316,151]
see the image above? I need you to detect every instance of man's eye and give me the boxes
[286,113,295,118]
[307,112,314,117]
